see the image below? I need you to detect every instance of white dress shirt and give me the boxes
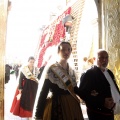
[103,69,120,114]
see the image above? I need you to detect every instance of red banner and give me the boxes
[37,7,71,68]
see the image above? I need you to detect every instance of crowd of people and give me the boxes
[5,41,120,120]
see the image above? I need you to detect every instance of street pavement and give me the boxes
[4,74,88,120]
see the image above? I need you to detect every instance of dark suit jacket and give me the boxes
[76,65,120,115]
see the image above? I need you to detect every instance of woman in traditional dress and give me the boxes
[10,56,40,119]
[33,42,84,120]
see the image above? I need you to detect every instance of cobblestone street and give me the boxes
[4,74,88,120]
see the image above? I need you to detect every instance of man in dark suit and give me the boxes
[76,49,120,120]
[5,64,12,84]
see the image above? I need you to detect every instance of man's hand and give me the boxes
[104,97,115,109]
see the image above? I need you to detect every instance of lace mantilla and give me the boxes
[47,63,77,90]
[21,66,39,81]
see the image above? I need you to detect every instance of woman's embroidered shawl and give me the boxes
[21,65,39,81]
[46,62,77,90]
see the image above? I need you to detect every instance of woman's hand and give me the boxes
[16,93,21,100]
[18,89,22,94]
[30,75,36,80]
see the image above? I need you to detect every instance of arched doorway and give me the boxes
[0,0,120,120]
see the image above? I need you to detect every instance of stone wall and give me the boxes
[102,0,120,119]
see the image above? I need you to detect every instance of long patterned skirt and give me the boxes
[43,94,84,120]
